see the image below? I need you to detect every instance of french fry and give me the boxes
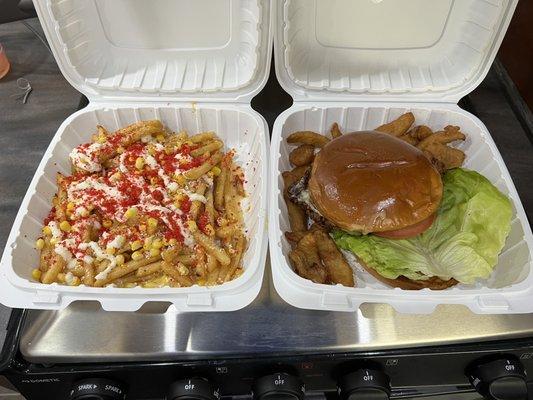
[206,255,219,285]
[114,271,161,287]
[214,164,227,211]
[136,261,162,277]
[161,261,194,287]
[289,144,315,166]
[375,112,415,136]
[94,256,160,287]
[190,182,207,220]
[42,253,65,284]
[205,188,215,233]
[223,234,246,282]
[192,229,231,266]
[216,223,238,239]
[330,122,342,138]
[190,131,216,143]
[184,152,223,180]
[191,140,223,157]
[287,131,330,147]
[82,262,95,286]
[176,254,196,266]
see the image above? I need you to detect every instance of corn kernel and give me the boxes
[35,238,45,250]
[135,157,145,170]
[152,238,163,249]
[67,202,75,210]
[31,269,42,281]
[50,238,59,246]
[177,264,189,275]
[124,207,138,219]
[204,224,215,236]
[207,171,215,178]
[131,240,142,251]
[164,146,174,155]
[57,273,66,283]
[187,220,197,231]
[97,135,106,144]
[143,237,153,251]
[139,224,147,232]
[147,145,156,156]
[150,248,160,257]
[106,246,116,255]
[197,278,207,286]
[131,251,143,261]
[69,276,81,286]
[79,208,90,217]
[59,220,71,232]
[115,254,125,266]
[110,172,122,182]
[185,140,193,146]
[150,177,159,185]
[147,217,158,229]
[42,226,52,236]
[103,219,113,228]
[156,134,165,142]
[211,166,221,176]
[174,174,186,186]
[117,146,125,154]
[168,238,177,246]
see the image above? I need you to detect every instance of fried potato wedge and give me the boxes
[287,131,330,147]
[330,122,342,138]
[313,229,355,287]
[288,232,327,284]
[289,144,315,167]
[376,112,415,136]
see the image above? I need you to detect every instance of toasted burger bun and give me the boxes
[308,131,443,233]
[359,259,458,290]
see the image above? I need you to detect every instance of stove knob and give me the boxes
[70,378,125,400]
[253,373,305,400]
[467,358,528,400]
[167,378,219,400]
[338,369,391,400]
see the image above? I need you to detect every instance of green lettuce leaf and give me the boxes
[332,168,512,284]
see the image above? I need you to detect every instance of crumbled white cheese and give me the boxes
[65,272,75,285]
[48,221,62,239]
[108,235,125,249]
[69,142,103,172]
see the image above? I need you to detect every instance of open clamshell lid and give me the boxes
[34,0,272,103]
[274,0,518,103]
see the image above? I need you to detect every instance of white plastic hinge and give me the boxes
[33,291,60,305]
[321,292,349,308]
[187,293,213,306]
[477,295,510,311]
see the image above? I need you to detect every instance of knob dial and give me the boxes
[167,378,219,400]
[338,369,391,400]
[467,358,528,400]
[253,373,305,400]
[70,378,125,400]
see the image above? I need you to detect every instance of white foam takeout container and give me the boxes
[269,0,533,314]
[0,0,272,311]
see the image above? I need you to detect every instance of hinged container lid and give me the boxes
[34,0,272,103]
[274,0,518,103]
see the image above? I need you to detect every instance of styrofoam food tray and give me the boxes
[0,104,268,311]
[270,104,533,314]
[269,0,531,314]
[0,0,272,311]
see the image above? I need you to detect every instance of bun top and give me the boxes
[308,131,443,233]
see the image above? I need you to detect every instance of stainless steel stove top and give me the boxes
[20,262,533,364]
